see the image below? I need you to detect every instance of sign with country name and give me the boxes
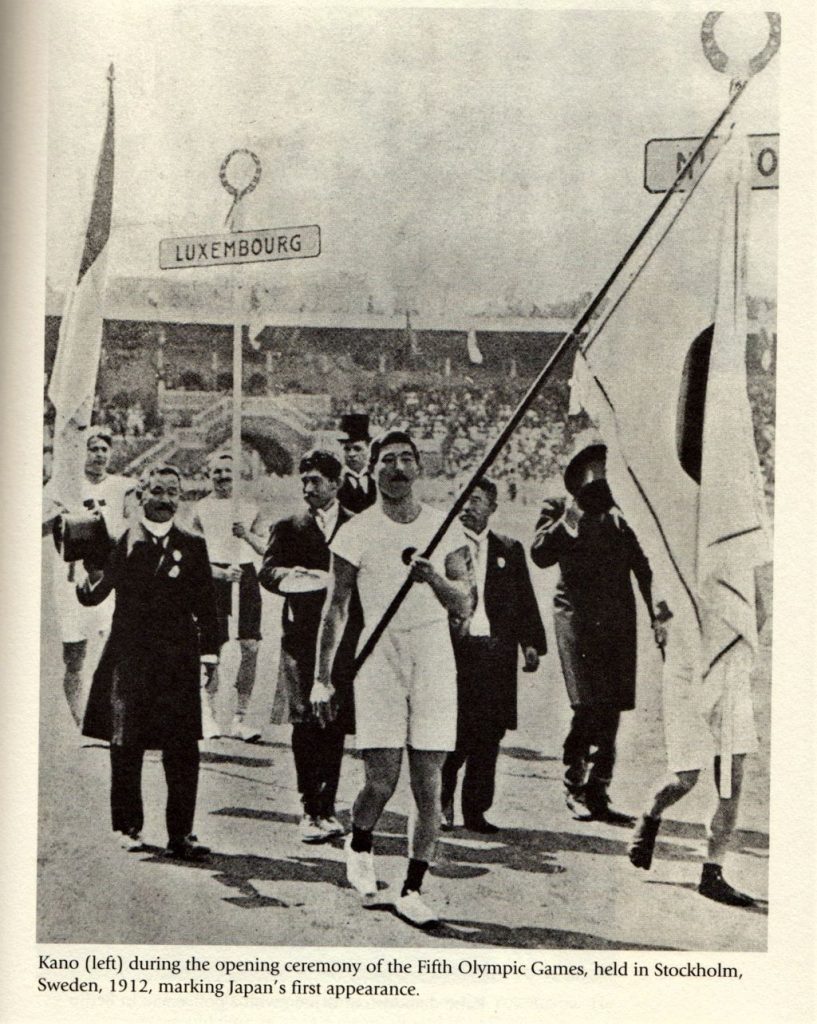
[159,225,321,269]
[644,133,779,193]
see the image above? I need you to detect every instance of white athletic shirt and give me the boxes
[330,503,468,635]
[194,494,260,565]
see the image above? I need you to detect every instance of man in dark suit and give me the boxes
[530,437,664,825]
[441,477,548,834]
[337,414,376,513]
[79,463,220,860]
[259,449,360,843]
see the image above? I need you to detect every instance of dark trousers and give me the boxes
[110,742,200,843]
[291,720,346,818]
[441,734,503,822]
[562,705,621,790]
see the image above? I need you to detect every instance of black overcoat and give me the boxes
[80,522,220,747]
[530,501,652,711]
[454,530,548,739]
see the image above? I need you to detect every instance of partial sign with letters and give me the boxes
[159,225,321,269]
[644,133,779,193]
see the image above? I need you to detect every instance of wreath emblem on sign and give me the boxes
[701,12,781,78]
[219,149,263,201]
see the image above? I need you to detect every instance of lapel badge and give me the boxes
[168,565,181,578]
[172,549,182,562]
[496,556,506,569]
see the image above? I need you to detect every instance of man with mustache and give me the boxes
[441,477,547,834]
[311,430,474,928]
[78,463,220,859]
[43,429,134,728]
[531,436,665,824]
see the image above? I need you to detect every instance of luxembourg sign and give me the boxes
[644,133,779,194]
[159,224,321,269]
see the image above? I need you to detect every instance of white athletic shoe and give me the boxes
[300,815,326,844]
[344,836,378,897]
[229,717,262,743]
[394,889,439,928]
[117,831,146,852]
[319,816,347,838]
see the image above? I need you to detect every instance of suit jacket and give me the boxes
[455,530,547,735]
[337,470,377,514]
[258,506,361,730]
[530,500,652,710]
[80,521,220,747]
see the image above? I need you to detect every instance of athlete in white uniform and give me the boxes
[628,594,763,907]
[191,452,267,741]
[312,430,474,928]
[42,430,133,726]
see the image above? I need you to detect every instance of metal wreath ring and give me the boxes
[701,12,781,77]
[219,148,263,200]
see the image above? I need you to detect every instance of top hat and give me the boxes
[53,511,113,570]
[339,413,371,444]
[564,433,608,497]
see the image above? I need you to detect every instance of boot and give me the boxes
[628,814,661,869]
[698,863,757,907]
[583,779,634,826]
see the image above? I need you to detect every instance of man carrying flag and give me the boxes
[570,91,771,906]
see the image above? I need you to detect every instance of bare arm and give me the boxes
[410,543,475,620]
[314,554,357,685]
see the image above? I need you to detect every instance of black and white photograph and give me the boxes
[26,0,794,971]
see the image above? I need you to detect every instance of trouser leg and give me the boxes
[440,749,467,814]
[461,736,502,820]
[62,640,87,727]
[291,721,322,817]
[315,721,346,818]
[587,707,621,786]
[162,741,200,843]
[109,744,144,835]
[563,705,592,791]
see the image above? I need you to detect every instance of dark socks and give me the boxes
[401,858,429,897]
[350,826,373,853]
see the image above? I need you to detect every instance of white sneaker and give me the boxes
[300,815,326,844]
[117,831,146,852]
[320,816,346,837]
[394,889,439,928]
[344,836,377,897]
[229,717,262,743]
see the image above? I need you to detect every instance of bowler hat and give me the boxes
[564,436,607,497]
[339,413,371,443]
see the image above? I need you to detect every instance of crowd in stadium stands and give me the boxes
[43,348,777,508]
[328,381,583,486]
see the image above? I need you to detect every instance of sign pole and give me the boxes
[230,307,243,639]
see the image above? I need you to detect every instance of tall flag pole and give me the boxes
[48,64,116,508]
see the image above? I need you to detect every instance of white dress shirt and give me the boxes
[463,527,492,637]
[313,500,340,541]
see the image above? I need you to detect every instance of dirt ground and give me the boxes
[37,479,770,950]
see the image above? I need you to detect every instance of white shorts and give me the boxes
[662,641,758,774]
[354,621,457,751]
